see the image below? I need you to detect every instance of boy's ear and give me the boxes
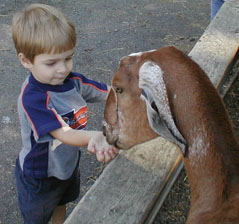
[18,53,33,69]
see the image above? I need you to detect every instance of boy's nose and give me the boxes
[57,63,68,73]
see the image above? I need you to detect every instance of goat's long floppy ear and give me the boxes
[139,61,188,156]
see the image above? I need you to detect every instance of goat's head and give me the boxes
[103,51,158,149]
[104,46,190,151]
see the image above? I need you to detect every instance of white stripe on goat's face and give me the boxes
[119,50,157,64]
[129,49,156,57]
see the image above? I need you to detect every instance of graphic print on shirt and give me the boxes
[62,106,88,129]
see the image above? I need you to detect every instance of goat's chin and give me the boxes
[105,136,131,150]
[109,139,128,150]
[114,140,131,150]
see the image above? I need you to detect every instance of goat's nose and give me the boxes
[102,123,107,136]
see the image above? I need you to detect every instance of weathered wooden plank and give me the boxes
[65,0,239,223]
[65,138,181,224]
[144,160,184,224]
[188,0,239,87]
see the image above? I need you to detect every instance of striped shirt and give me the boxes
[18,72,107,180]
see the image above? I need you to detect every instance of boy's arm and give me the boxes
[50,126,97,147]
[50,126,118,163]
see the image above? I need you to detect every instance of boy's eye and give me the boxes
[46,62,56,66]
[66,57,73,61]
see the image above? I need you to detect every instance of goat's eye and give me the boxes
[115,87,123,93]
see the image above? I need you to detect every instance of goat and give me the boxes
[103,46,239,223]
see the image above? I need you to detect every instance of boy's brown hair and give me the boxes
[12,4,76,63]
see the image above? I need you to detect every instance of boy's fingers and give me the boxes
[108,150,117,160]
[88,148,96,154]
[112,147,119,154]
[96,151,105,162]
[104,151,112,163]
[87,143,96,154]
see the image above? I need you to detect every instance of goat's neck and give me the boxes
[182,123,239,209]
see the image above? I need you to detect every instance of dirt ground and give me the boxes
[0,0,238,223]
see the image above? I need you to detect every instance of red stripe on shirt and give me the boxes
[71,76,108,93]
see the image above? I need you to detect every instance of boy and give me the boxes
[12,3,118,224]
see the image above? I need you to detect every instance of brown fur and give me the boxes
[104,46,239,223]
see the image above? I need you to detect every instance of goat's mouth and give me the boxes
[110,138,129,150]
[106,135,124,149]
[102,123,130,150]
[102,121,121,148]
[106,135,123,149]
[112,138,121,149]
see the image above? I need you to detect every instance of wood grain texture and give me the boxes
[65,138,181,224]
[189,0,239,87]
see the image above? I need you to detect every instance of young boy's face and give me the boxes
[19,49,74,85]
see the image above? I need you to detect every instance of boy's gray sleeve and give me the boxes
[71,73,108,102]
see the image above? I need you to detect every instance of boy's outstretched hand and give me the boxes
[88,132,119,163]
